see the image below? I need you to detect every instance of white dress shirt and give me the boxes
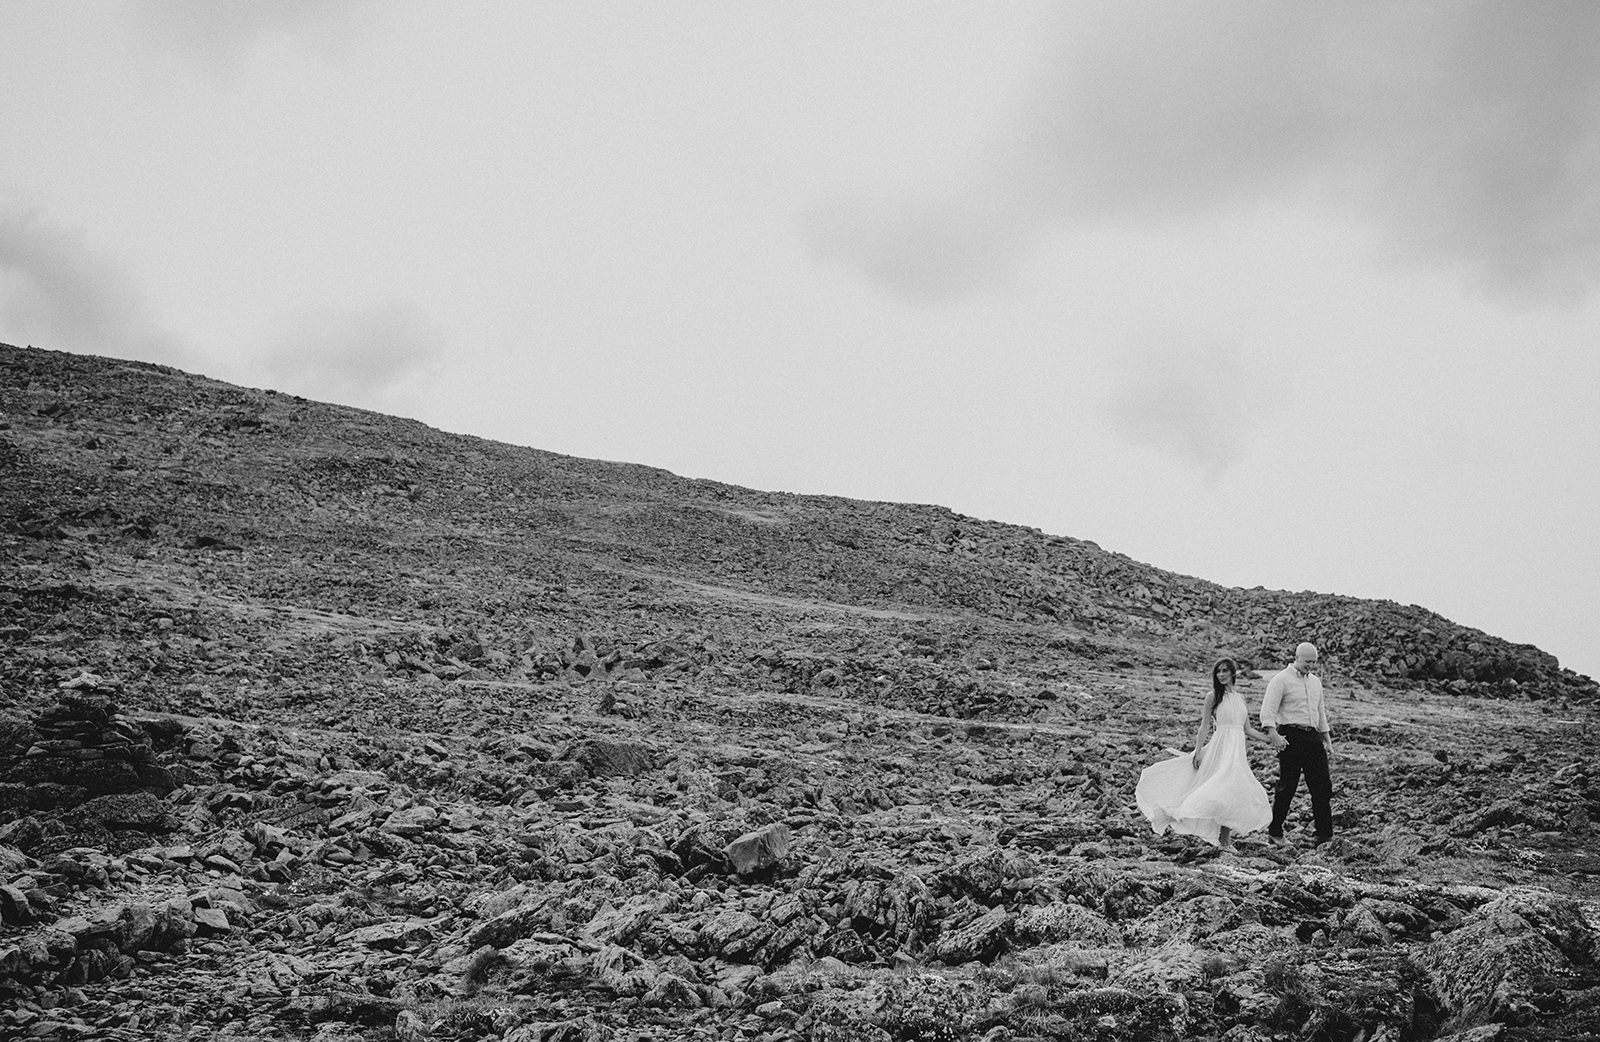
[1260,665,1330,733]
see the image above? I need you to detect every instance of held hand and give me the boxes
[1191,749,1202,769]
[1271,735,1288,752]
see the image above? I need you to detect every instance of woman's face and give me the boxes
[1215,665,1235,685]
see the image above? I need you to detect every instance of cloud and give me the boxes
[0,197,441,406]
[1104,337,1262,478]
[812,2,1600,305]
[127,0,377,74]
[0,197,196,367]
[260,303,442,406]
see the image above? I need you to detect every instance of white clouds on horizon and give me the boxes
[0,196,441,411]
[0,197,198,369]
[809,2,1600,306]
[260,303,442,407]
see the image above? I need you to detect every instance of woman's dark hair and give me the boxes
[1211,658,1238,713]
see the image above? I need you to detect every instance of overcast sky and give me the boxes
[3,1,1597,681]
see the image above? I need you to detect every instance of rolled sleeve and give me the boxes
[1314,678,1331,733]
[1260,674,1284,729]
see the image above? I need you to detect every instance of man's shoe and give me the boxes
[1268,835,1291,848]
[1313,835,1335,848]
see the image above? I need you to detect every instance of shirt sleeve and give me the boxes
[1260,673,1284,729]
[1314,677,1331,734]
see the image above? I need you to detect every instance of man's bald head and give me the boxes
[1294,643,1319,674]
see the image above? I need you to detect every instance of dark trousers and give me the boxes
[1269,728,1332,840]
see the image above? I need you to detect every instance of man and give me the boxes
[1260,642,1333,847]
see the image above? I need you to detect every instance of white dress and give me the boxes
[1135,688,1271,846]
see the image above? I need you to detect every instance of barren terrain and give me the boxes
[3,342,1598,1041]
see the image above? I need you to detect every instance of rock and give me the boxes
[934,906,1013,964]
[1432,1027,1506,1042]
[1127,894,1240,945]
[701,910,768,960]
[203,854,241,873]
[152,896,197,947]
[382,805,441,836]
[942,846,1035,902]
[1339,903,1393,946]
[564,739,655,777]
[670,823,727,873]
[120,902,157,950]
[394,1009,434,1041]
[68,791,173,831]
[0,843,30,875]
[193,906,231,933]
[465,903,555,951]
[1414,890,1598,1027]
[343,920,431,951]
[644,972,702,1009]
[724,822,792,875]
[1014,903,1123,948]
[0,818,44,852]
[584,896,659,946]
[1449,799,1560,837]
[0,884,34,925]
[1049,986,1190,1040]
[292,991,406,1028]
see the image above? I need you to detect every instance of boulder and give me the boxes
[66,791,174,832]
[584,896,660,946]
[380,806,441,836]
[565,739,655,777]
[934,906,1012,964]
[1414,890,1598,1027]
[465,903,554,951]
[701,910,768,960]
[724,822,792,876]
[1014,902,1124,949]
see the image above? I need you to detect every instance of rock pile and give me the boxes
[1,681,175,845]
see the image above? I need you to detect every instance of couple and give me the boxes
[1136,643,1333,852]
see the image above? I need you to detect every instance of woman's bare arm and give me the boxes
[1191,697,1213,767]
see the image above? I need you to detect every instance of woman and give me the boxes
[1136,658,1273,852]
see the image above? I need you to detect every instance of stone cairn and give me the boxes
[1,676,198,1004]
[12,676,174,806]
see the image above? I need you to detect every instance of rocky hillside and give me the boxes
[2,340,1598,1042]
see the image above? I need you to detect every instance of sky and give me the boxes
[2,1,1597,681]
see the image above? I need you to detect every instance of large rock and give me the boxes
[1414,890,1598,1027]
[1014,902,1124,948]
[724,822,791,876]
[380,806,440,836]
[701,910,768,960]
[564,739,656,777]
[584,896,659,946]
[465,902,554,951]
[66,791,174,832]
[940,846,1036,902]
[933,906,1012,964]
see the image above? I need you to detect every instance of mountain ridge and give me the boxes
[2,342,1590,710]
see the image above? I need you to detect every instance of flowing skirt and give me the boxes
[1136,726,1271,846]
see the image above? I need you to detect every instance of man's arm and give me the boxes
[1314,676,1332,753]
[1260,673,1288,750]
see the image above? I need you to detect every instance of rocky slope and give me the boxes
[2,341,1598,1042]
